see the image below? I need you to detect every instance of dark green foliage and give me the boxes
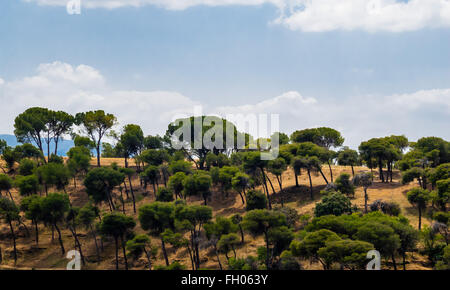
[35,162,71,192]
[84,167,125,209]
[245,190,268,211]
[15,174,40,196]
[314,192,354,217]
[18,158,36,176]
[182,170,212,205]
[156,187,174,202]
[335,173,355,196]
[317,239,374,270]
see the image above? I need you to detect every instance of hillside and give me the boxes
[0,159,433,270]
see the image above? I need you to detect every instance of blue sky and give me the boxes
[0,0,449,148]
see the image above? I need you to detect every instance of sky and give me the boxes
[0,0,449,148]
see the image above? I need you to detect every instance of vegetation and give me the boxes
[0,107,448,270]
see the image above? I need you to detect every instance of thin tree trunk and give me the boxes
[114,236,119,270]
[90,225,101,264]
[128,176,136,213]
[351,165,355,177]
[143,248,152,270]
[161,237,170,266]
[307,169,314,200]
[121,236,128,270]
[260,168,272,210]
[54,223,65,255]
[418,207,422,230]
[294,171,299,187]
[364,188,368,213]
[8,221,17,265]
[214,245,223,270]
[34,220,39,246]
[239,225,244,244]
[391,254,397,270]
[327,161,333,182]
[318,168,329,184]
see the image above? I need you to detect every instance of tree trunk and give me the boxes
[418,207,422,230]
[34,220,39,246]
[264,231,270,269]
[351,165,355,177]
[90,225,101,264]
[260,168,272,210]
[161,237,170,266]
[402,252,406,270]
[318,168,329,184]
[54,223,65,255]
[327,161,333,182]
[307,169,313,200]
[214,245,223,270]
[114,236,119,270]
[128,176,136,213]
[96,146,101,167]
[364,188,368,213]
[378,158,384,183]
[121,236,128,270]
[8,221,17,265]
[294,171,299,187]
[239,225,245,244]
[391,254,397,270]
[143,248,152,270]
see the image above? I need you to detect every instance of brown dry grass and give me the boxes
[0,158,435,270]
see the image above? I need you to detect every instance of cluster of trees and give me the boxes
[0,107,448,270]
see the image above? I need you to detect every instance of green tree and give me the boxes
[168,172,187,199]
[40,193,70,255]
[290,127,344,182]
[218,233,240,260]
[0,174,14,202]
[317,239,374,270]
[0,197,20,264]
[139,202,175,266]
[353,172,373,213]
[335,173,355,197]
[156,187,174,202]
[140,165,160,197]
[14,107,49,157]
[407,188,430,230]
[14,174,40,196]
[183,171,212,205]
[75,110,117,166]
[354,222,401,270]
[174,204,212,269]
[35,163,71,195]
[67,146,91,188]
[337,147,359,177]
[245,190,268,211]
[119,124,144,168]
[126,234,157,270]
[314,192,354,217]
[290,229,341,270]
[99,212,136,270]
[84,167,125,211]
[242,209,287,268]
[76,203,101,263]
[232,172,250,205]
[20,195,43,246]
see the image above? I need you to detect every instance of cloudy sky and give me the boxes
[0,0,449,148]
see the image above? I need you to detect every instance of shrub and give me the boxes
[245,190,267,211]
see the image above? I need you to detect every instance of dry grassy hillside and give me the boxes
[0,158,433,270]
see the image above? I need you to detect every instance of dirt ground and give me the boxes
[0,158,435,270]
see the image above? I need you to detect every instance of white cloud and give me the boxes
[1,61,449,147]
[24,0,450,32]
